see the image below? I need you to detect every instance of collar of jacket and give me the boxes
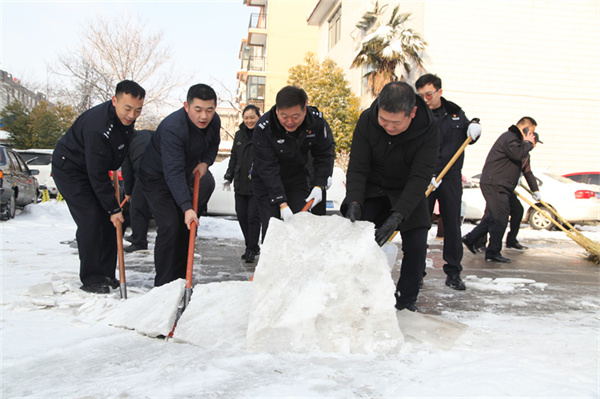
[107,101,131,132]
[368,94,434,141]
[508,125,523,141]
[440,97,462,115]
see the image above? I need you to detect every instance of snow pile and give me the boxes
[173,281,253,348]
[246,213,403,354]
[105,279,185,337]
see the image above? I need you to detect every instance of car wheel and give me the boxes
[528,206,555,230]
[1,192,16,220]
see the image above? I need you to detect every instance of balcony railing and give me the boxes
[240,56,266,72]
[249,13,267,29]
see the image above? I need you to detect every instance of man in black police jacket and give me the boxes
[139,84,220,286]
[462,117,538,263]
[343,81,439,312]
[52,80,146,294]
[252,85,335,238]
[415,73,482,291]
[121,129,153,253]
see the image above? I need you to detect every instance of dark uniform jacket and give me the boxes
[253,105,335,205]
[140,108,221,213]
[345,96,439,232]
[480,125,534,191]
[224,123,254,196]
[53,100,133,215]
[122,129,152,195]
[521,154,539,192]
[433,97,478,178]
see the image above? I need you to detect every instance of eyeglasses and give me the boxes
[417,89,439,100]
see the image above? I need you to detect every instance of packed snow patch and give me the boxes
[246,214,403,354]
[465,275,548,292]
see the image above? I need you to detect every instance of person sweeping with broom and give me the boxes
[415,73,482,291]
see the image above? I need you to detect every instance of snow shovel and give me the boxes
[112,170,127,299]
[426,136,472,196]
[515,189,600,263]
[388,136,473,243]
[184,170,202,310]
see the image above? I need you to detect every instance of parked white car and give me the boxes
[206,157,346,216]
[462,171,600,229]
[15,149,57,196]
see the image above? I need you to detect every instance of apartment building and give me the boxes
[236,0,319,112]
[307,0,600,176]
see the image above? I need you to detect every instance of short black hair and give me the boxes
[242,104,261,118]
[415,73,442,90]
[517,116,537,127]
[187,84,217,105]
[378,81,416,115]
[275,86,307,110]
[115,80,146,99]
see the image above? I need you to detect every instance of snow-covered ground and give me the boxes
[1,202,599,398]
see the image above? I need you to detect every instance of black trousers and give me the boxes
[362,196,428,306]
[52,157,117,286]
[252,177,311,242]
[428,177,463,276]
[140,170,215,287]
[235,192,261,253]
[129,178,151,248]
[468,184,511,257]
[474,191,524,248]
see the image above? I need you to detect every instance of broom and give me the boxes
[514,188,600,264]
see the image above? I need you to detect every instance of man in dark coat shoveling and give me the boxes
[343,81,439,312]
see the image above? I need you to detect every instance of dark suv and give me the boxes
[0,145,40,220]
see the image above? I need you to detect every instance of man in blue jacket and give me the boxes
[415,73,482,291]
[252,85,335,239]
[52,80,146,293]
[139,84,220,286]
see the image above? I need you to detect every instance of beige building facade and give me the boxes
[308,0,600,177]
[237,0,319,112]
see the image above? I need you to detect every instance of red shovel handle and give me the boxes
[185,171,201,290]
[301,199,314,212]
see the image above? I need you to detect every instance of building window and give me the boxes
[328,6,342,51]
[247,76,265,100]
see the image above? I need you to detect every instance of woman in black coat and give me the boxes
[224,105,262,263]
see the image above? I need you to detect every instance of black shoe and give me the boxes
[104,276,120,289]
[506,241,528,250]
[245,251,257,263]
[462,236,477,255]
[485,254,511,263]
[124,235,134,243]
[124,244,147,253]
[241,250,249,260]
[80,283,110,294]
[395,302,418,312]
[445,275,466,290]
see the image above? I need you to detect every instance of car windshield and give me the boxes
[19,153,52,165]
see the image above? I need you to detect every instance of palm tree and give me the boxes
[351,5,427,96]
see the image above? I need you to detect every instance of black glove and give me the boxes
[375,212,404,246]
[346,201,362,222]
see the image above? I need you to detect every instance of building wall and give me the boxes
[309,0,600,177]
[0,70,48,113]
[263,0,319,109]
